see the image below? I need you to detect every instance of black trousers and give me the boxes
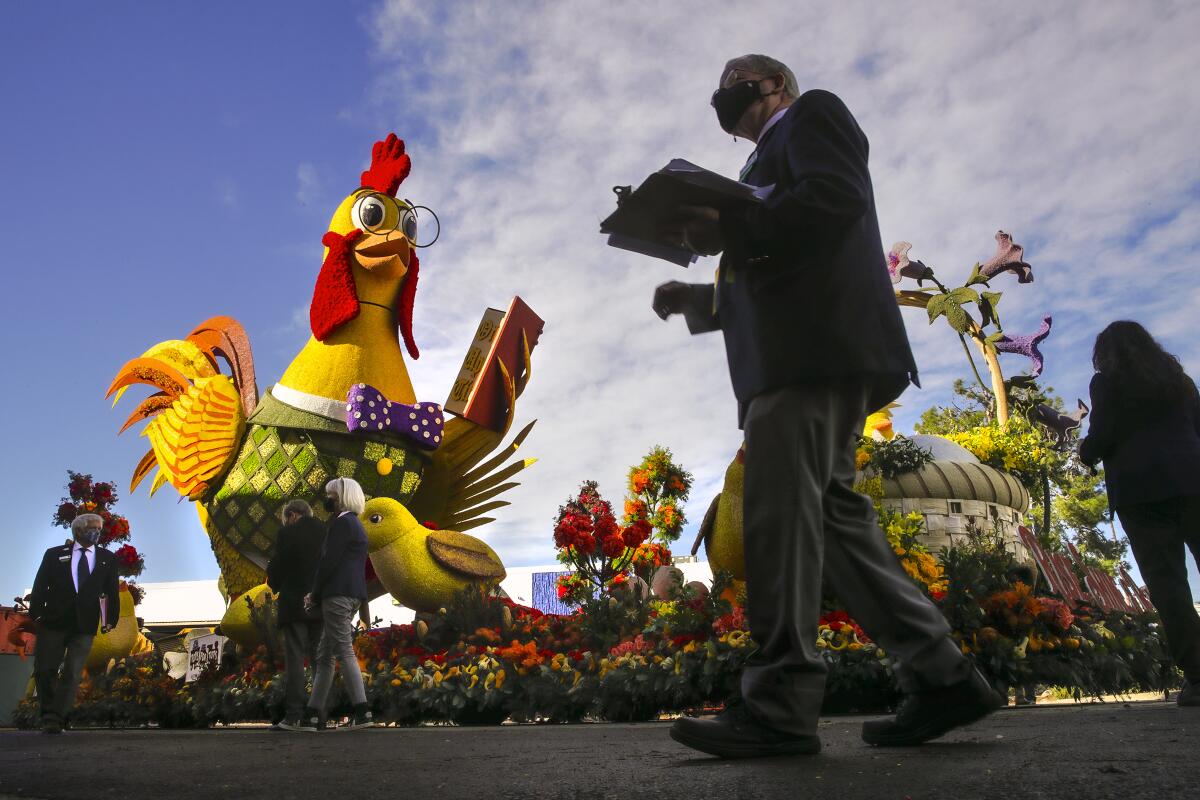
[1117,495,1200,682]
[740,381,969,735]
[33,623,94,722]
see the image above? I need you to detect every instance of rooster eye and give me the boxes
[369,514,383,524]
[352,194,393,232]
[400,208,418,241]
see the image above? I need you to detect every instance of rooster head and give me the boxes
[310,133,424,358]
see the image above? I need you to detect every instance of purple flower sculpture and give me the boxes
[979,231,1033,284]
[994,315,1052,378]
[886,241,933,285]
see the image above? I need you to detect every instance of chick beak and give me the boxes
[354,232,411,262]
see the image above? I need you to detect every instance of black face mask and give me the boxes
[711,79,763,134]
[322,497,338,513]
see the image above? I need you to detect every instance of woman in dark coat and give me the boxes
[1079,320,1200,707]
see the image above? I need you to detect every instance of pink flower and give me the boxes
[979,230,1033,283]
[886,242,932,285]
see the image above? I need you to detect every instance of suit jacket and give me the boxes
[266,515,327,625]
[683,89,918,426]
[1079,371,1200,509]
[310,512,368,604]
[29,541,120,634]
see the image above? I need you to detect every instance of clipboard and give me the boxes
[600,159,770,267]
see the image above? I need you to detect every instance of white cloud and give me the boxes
[296,162,323,207]
[331,0,1200,568]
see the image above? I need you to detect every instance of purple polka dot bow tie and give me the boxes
[345,383,445,450]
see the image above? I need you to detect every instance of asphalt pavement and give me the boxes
[1,700,1197,800]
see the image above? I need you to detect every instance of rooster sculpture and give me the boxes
[109,134,537,598]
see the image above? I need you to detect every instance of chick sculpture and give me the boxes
[361,496,506,612]
[692,447,746,600]
[109,134,536,598]
[86,583,152,670]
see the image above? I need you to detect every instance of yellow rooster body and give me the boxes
[110,135,536,599]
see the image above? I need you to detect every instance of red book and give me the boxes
[445,297,543,431]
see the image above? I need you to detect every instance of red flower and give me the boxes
[623,519,652,548]
[601,534,626,558]
[115,544,140,567]
[556,584,569,600]
[56,502,77,523]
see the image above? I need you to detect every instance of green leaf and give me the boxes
[926,294,949,324]
[985,331,1005,344]
[944,303,971,334]
[978,291,1003,328]
[966,262,990,287]
[950,286,980,304]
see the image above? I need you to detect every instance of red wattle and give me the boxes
[397,251,419,359]
[310,229,363,341]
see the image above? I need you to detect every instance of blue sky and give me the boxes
[2,1,1198,602]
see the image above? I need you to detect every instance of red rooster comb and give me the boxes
[360,133,411,197]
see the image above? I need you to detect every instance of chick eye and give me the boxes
[369,514,383,524]
[352,194,392,232]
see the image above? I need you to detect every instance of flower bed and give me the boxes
[13,566,1178,728]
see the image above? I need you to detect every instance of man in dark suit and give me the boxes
[266,498,327,728]
[28,513,120,733]
[655,54,1002,758]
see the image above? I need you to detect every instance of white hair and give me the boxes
[724,54,799,99]
[325,477,366,515]
[70,513,104,536]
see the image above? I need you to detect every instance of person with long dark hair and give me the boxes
[1079,320,1200,706]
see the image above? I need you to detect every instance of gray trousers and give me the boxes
[33,624,94,722]
[741,382,969,736]
[307,596,367,712]
[282,620,324,718]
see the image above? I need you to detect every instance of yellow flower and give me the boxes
[495,669,506,689]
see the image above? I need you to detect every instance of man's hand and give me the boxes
[653,281,697,320]
[303,593,315,613]
[100,625,113,634]
[661,205,724,256]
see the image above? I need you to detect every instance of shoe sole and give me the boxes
[339,721,376,731]
[862,695,1003,746]
[669,727,821,758]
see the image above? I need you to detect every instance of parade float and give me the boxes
[9,137,1183,726]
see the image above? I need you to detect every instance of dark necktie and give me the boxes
[76,547,90,591]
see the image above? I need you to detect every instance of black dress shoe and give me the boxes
[862,667,1004,746]
[670,703,821,759]
[40,717,63,735]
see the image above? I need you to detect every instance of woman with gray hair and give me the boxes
[294,477,373,731]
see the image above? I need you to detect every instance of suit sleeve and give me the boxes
[29,551,52,620]
[104,558,120,628]
[735,90,872,252]
[682,284,720,334]
[310,517,349,602]
[1078,373,1114,466]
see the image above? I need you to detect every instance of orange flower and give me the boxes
[630,470,651,494]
